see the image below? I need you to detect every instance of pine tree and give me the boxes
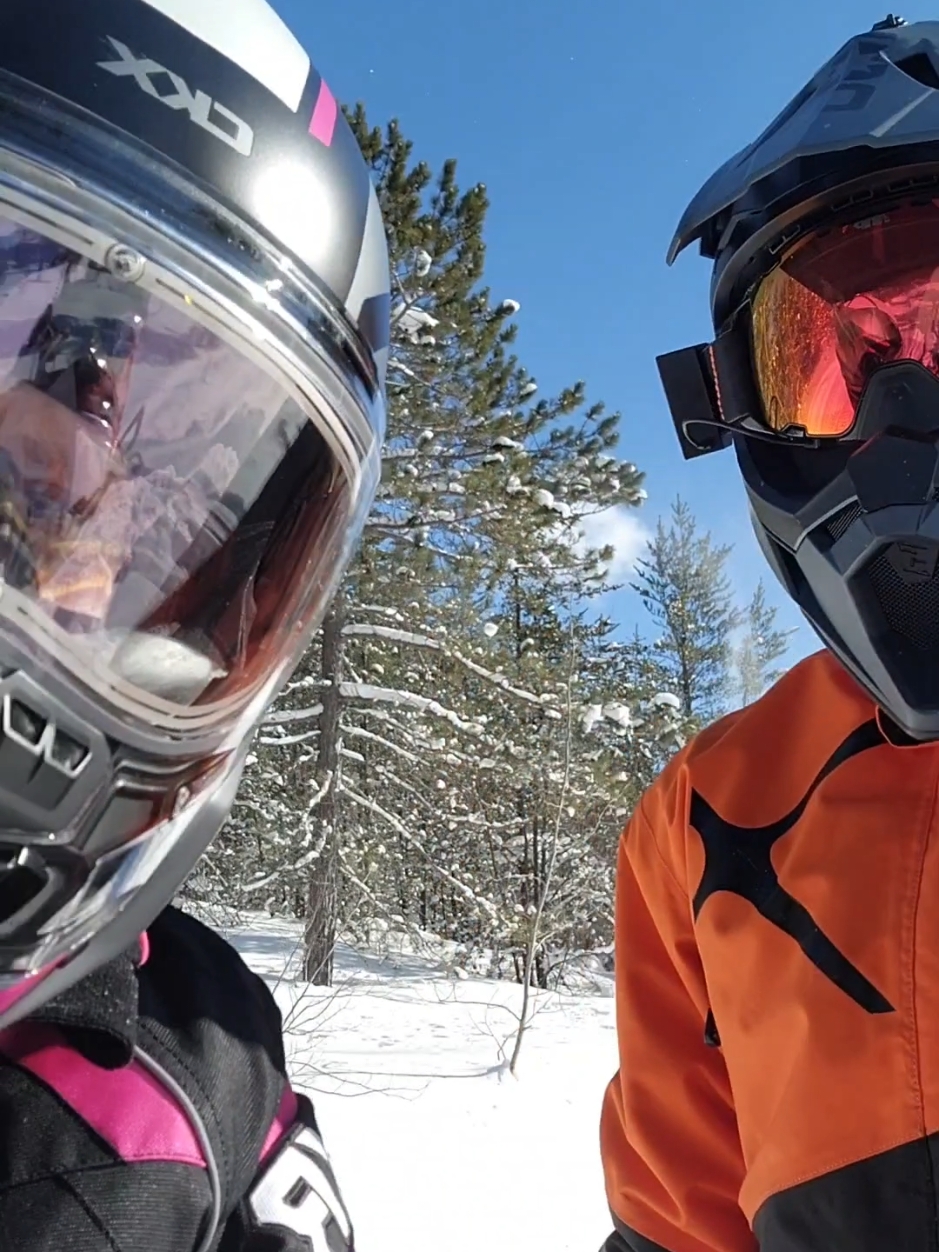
[734,580,795,705]
[582,627,688,808]
[214,109,647,984]
[631,497,741,725]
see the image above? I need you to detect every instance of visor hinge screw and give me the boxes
[105,244,146,283]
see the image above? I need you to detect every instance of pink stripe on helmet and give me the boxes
[309,79,338,147]
[260,1083,299,1162]
[0,1023,205,1167]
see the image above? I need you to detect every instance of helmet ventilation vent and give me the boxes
[826,501,863,542]
[893,52,939,91]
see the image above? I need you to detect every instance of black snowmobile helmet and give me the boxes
[658,14,939,743]
[0,0,390,1028]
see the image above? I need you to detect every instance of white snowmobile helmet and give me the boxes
[0,0,390,1027]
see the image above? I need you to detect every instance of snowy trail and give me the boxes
[222,914,618,1252]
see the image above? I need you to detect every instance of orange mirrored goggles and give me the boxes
[753,201,939,438]
[657,200,939,458]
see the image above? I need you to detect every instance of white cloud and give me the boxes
[576,506,651,578]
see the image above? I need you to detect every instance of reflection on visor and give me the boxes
[752,201,939,438]
[0,214,353,715]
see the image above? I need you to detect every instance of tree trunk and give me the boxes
[303,601,345,985]
[534,946,548,989]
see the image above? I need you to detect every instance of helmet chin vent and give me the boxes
[865,542,939,649]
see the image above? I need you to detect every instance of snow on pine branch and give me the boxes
[343,724,421,764]
[256,728,319,747]
[240,772,334,894]
[339,781,496,916]
[357,604,407,620]
[262,704,324,727]
[338,682,484,734]
[370,760,458,818]
[342,622,549,707]
[351,706,427,750]
[241,839,326,894]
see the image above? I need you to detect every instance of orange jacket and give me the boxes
[600,649,939,1252]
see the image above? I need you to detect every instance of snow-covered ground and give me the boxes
[218,913,617,1252]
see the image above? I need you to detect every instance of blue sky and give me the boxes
[273,0,932,664]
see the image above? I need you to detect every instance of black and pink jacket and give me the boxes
[0,906,354,1251]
